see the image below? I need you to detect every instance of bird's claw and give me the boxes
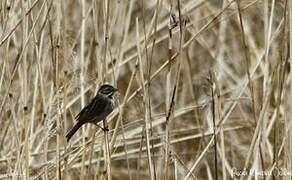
[96,124,109,132]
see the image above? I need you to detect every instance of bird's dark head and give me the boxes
[98,84,118,97]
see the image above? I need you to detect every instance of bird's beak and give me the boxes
[114,87,119,92]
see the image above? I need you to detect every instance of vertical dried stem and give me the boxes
[79,0,86,179]
[136,17,155,180]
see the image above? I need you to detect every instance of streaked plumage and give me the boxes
[65,84,118,142]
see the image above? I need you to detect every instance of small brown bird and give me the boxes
[66,84,118,142]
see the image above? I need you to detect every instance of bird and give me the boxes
[65,84,118,142]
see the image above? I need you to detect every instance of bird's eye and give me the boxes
[102,87,111,94]
[98,85,115,95]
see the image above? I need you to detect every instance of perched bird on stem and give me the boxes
[66,84,118,142]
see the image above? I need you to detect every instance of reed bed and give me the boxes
[0,0,291,179]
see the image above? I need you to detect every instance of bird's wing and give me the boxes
[75,94,107,122]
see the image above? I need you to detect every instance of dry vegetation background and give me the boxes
[0,0,291,179]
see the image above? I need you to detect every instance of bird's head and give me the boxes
[98,84,118,97]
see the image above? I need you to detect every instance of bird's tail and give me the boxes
[66,121,83,142]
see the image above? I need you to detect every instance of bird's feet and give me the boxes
[102,127,109,132]
[96,124,109,132]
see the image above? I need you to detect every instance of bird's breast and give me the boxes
[104,98,115,115]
